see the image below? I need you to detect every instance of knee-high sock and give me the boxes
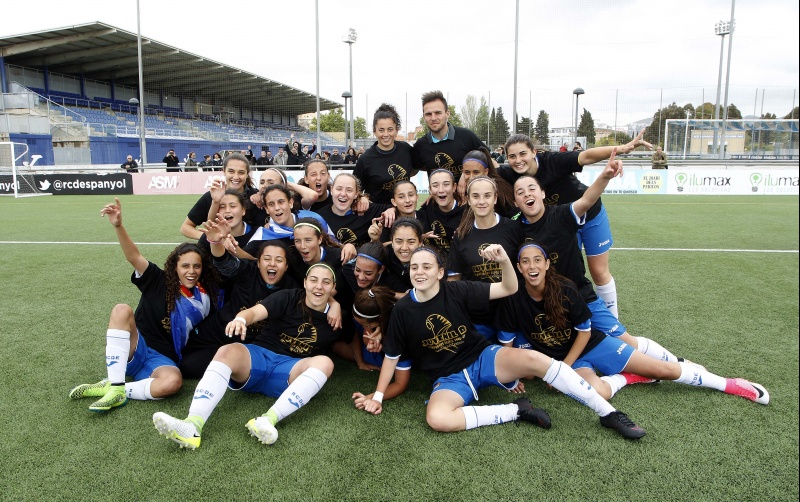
[674,362,726,391]
[600,374,628,398]
[462,404,519,430]
[595,277,618,318]
[543,359,616,417]
[267,367,328,424]
[126,378,158,400]
[105,329,130,385]
[187,361,232,430]
[636,336,678,362]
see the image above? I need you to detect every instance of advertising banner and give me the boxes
[13,173,134,195]
[666,168,798,195]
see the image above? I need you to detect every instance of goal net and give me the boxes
[0,142,50,197]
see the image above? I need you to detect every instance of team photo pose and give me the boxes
[460,147,517,217]
[70,198,222,411]
[353,104,418,205]
[497,243,769,405]
[153,263,341,449]
[358,246,646,439]
[368,180,426,244]
[419,169,465,255]
[196,189,257,256]
[252,166,319,211]
[500,133,651,317]
[302,158,334,211]
[180,153,262,239]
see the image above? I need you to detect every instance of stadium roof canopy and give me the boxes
[0,22,341,115]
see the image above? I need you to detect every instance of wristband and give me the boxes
[372,391,384,403]
[208,240,221,245]
[234,316,247,325]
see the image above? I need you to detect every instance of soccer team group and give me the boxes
[69,91,769,449]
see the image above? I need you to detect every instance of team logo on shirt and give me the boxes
[427,220,450,253]
[336,227,358,245]
[543,193,560,206]
[471,243,502,282]
[381,164,408,192]
[434,153,460,177]
[527,314,572,348]
[280,322,318,354]
[422,314,467,353]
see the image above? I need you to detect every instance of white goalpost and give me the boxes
[0,141,50,197]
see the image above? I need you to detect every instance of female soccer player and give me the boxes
[288,217,348,286]
[196,189,257,256]
[502,133,650,317]
[448,176,524,341]
[460,147,517,217]
[153,263,341,449]
[358,246,646,439]
[350,286,411,395]
[497,243,769,405]
[253,166,318,211]
[353,104,418,205]
[303,158,333,211]
[180,153,261,239]
[70,198,222,412]
[419,169,465,255]
[368,180,426,244]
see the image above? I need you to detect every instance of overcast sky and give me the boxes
[2,0,798,133]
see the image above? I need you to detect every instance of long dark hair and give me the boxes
[391,180,417,218]
[352,285,396,342]
[163,243,221,313]
[223,152,256,190]
[463,147,515,213]
[517,242,570,330]
[222,188,253,225]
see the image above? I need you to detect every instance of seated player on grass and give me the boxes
[153,263,341,449]
[70,198,222,412]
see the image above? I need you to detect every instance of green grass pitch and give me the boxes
[0,194,797,501]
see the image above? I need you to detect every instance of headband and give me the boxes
[352,305,380,319]
[517,243,548,262]
[267,168,287,184]
[466,175,497,193]
[294,221,322,233]
[306,262,337,284]
[357,253,384,267]
[412,247,444,267]
[464,157,487,169]
[429,168,454,180]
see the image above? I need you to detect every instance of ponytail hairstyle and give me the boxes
[356,241,388,269]
[391,180,418,217]
[516,242,570,330]
[463,147,515,214]
[454,175,497,239]
[163,243,222,314]
[299,262,337,321]
[352,285,396,343]
[300,158,331,189]
[222,152,256,190]
[294,216,341,249]
[332,172,363,211]
[373,103,401,131]
[390,217,424,241]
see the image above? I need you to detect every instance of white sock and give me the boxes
[187,361,232,424]
[595,277,618,317]
[636,336,678,362]
[462,404,519,430]
[268,367,328,423]
[543,359,616,417]
[674,362,726,391]
[125,378,159,400]
[600,374,628,398]
[106,329,130,384]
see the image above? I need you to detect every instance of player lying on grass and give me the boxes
[357,245,647,439]
[496,243,770,405]
[153,263,341,449]
[70,198,222,412]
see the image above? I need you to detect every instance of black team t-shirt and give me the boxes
[498,151,602,220]
[252,289,341,357]
[131,262,181,363]
[447,216,524,325]
[187,187,267,228]
[419,202,465,255]
[315,203,392,247]
[384,281,491,382]
[353,142,417,205]
[515,205,597,303]
[495,278,603,360]
[412,125,486,181]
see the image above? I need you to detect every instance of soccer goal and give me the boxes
[0,141,50,197]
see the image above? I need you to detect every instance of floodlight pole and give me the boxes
[511,0,519,135]
[573,88,584,148]
[342,92,351,147]
[720,0,736,159]
[713,18,731,157]
[129,98,143,167]
[315,0,321,148]
[343,29,357,146]
[683,110,691,159]
[135,0,147,165]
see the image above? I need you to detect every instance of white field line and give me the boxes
[0,241,797,253]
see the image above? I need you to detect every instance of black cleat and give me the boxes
[513,397,552,429]
[600,411,646,439]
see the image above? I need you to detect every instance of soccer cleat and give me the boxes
[153,412,202,450]
[724,378,770,405]
[88,385,127,412]
[69,378,111,399]
[513,397,552,429]
[246,416,279,445]
[620,372,659,385]
[678,357,707,372]
[600,411,646,439]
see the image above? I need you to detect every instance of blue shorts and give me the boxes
[229,345,299,398]
[587,297,626,337]
[474,323,499,344]
[361,345,412,370]
[577,204,613,257]
[431,345,517,405]
[573,336,635,376]
[126,333,177,381]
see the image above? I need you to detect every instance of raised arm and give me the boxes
[481,244,518,300]
[205,178,227,222]
[101,198,148,275]
[286,180,319,209]
[573,148,623,218]
[578,128,652,165]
